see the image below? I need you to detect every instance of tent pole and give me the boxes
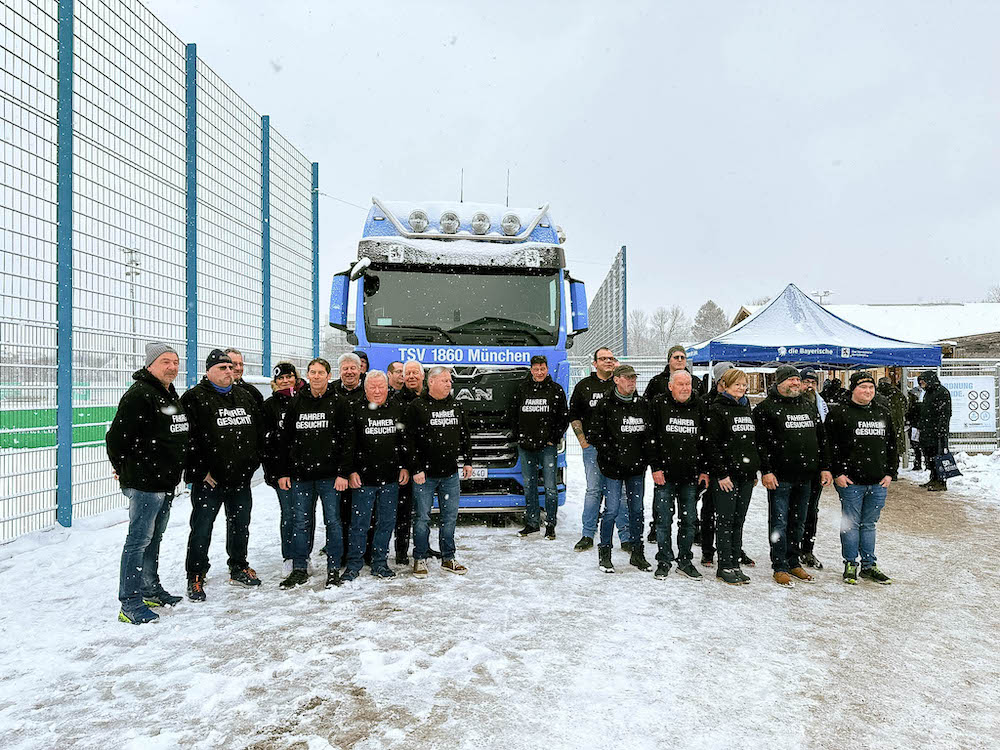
[901,366,910,469]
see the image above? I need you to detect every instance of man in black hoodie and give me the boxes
[107,342,188,624]
[753,365,832,587]
[182,349,265,601]
[917,370,952,491]
[407,365,473,578]
[510,355,569,539]
[226,348,265,410]
[826,371,897,585]
[589,364,656,573]
[333,352,366,563]
[277,357,353,589]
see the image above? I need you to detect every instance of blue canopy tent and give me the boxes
[687,284,942,368]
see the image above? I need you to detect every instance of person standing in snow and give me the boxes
[225,347,265,410]
[695,361,735,567]
[406,366,474,578]
[917,370,952,492]
[753,366,832,587]
[877,377,908,466]
[182,349,265,601]
[825,371,897,585]
[568,347,631,552]
[798,367,829,570]
[906,383,925,471]
[107,343,188,625]
[510,355,569,539]
[332,352,366,565]
[587,364,656,574]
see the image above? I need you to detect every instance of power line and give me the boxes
[316,192,369,211]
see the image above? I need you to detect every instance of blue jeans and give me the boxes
[118,488,173,612]
[413,472,460,561]
[348,483,399,571]
[292,478,342,572]
[581,445,630,541]
[519,444,558,527]
[653,481,698,564]
[767,480,812,572]
[600,475,644,548]
[836,483,887,567]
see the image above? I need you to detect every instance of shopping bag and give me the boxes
[933,450,963,480]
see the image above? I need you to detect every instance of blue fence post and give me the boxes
[185,44,198,387]
[312,162,320,358]
[621,245,628,357]
[261,115,271,375]
[55,0,74,528]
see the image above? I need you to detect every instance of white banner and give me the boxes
[940,375,996,433]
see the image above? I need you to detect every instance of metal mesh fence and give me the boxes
[573,245,626,358]
[922,359,999,454]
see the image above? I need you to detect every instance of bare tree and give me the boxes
[627,308,653,355]
[984,284,1000,303]
[746,295,772,306]
[650,305,690,350]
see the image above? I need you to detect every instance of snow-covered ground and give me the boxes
[2,458,999,750]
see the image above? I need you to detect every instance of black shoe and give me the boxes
[544,525,556,540]
[927,481,948,492]
[693,532,702,547]
[229,566,262,587]
[142,589,182,607]
[620,541,633,554]
[279,569,309,589]
[860,565,893,585]
[676,561,703,580]
[518,524,540,537]
[801,552,824,570]
[654,563,670,580]
[574,536,594,551]
[629,546,652,572]
[428,548,442,559]
[598,544,615,573]
[325,570,342,588]
[395,554,410,566]
[739,552,756,567]
[646,521,656,544]
[735,568,751,584]
[341,569,360,582]
[187,573,206,602]
[718,568,743,585]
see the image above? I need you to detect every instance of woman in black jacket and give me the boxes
[704,368,760,585]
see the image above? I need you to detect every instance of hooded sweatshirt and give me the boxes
[351,397,407,486]
[180,377,263,487]
[568,372,616,440]
[509,374,569,451]
[106,368,189,492]
[704,392,760,480]
[752,386,830,482]
[826,397,899,484]
[261,380,305,487]
[648,390,705,482]
[406,392,472,478]
[278,385,353,481]
[917,371,952,444]
[588,390,656,480]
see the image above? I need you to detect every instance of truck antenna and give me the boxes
[506,169,510,207]
[460,168,464,203]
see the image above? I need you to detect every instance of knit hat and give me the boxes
[355,350,369,366]
[667,345,687,360]
[799,366,819,382]
[712,361,735,382]
[273,362,298,379]
[774,365,800,385]
[145,342,178,368]
[205,348,233,371]
[849,371,876,391]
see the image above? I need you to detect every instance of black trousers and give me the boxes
[394,482,413,560]
[713,478,753,570]
[800,478,822,555]
[699,488,716,558]
[185,483,252,575]
[921,438,944,482]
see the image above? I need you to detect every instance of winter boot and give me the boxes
[279,569,309,589]
[620,541,633,554]
[325,569,343,588]
[629,544,652,572]
[598,544,615,573]
[654,562,670,579]
[187,573,206,602]
[574,536,594,551]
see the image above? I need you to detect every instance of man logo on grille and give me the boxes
[455,387,493,402]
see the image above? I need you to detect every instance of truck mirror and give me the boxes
[329,272,349,330]
[569,278,588,333]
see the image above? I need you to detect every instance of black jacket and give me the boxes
[648,390,705,482]
[704,393,760,481]
[106,368,189,492]
[391,386,421,406]
[333,379,366,406]
[752,387,830,482]
[644,367,706,402]
[234,378,265,409]
[917,372,952,444]
[180,378,263,488]
[406,393,472,478]
[509,375,569,451]
[351,397,407,486]
[588,392,656,480]
[568,373,616,439]
[278,386,353,481]
[261,383,304,488]
[826,398,899,484]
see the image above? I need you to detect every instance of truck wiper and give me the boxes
[379,324,456,343]
[451,317,545,345]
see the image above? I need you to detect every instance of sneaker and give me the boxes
[843,561,859,585]
[646,521,656,543]
[654,563,670,580]
[676,561,703,580]
[598,545,615,573]
[860,565,893,585]
[927,481,948,492]
[395,554,410,566]
[773,571,795,587]
[187,573,206,602]
[441,559,468,575]
[428,548,442,559]
[789,566,816,583]
[620,541,633,554]
[718,568,743,585]
[325,570,342,588]
[801,552,824,570]
[340,569,360,582]
[118,606,159,625]
[371,565,396,579]
[629,547,652,572]
[918,480,933,488]
[574,536,594,551]
[413,559,429,578]
[739,552,756,567]
[544,525,556,540]
[142,589,182,608]
[735,568,751,584]
[701,555,714,567]
[229,567,262,587]
[518,525,540,537]
[282,559,294,576]
[279,569,309,589]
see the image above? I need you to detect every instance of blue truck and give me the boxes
[329,197,589,514]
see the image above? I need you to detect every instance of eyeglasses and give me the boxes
[596,356,615,361]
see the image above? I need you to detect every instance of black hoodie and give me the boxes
[917,371,952,443]
[261,380,305,488]
[278,385,353,481]
[644,367,706,402]
[588,391,656,480]
[106,368,189,492]
[826,397,899,484]
[509,374,569,451]
[180,378,263,487]
[704,393,760,480]
[752,386,830,482]
[568,372,616,439]
[648,390,705,482]
[351,397,407,486]
[406,392,472,478]
[333,378,366,406]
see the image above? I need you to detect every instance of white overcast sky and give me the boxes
[151,0,1000,321]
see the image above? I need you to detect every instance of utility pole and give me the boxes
[122,248,140,364]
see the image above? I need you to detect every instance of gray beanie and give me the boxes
[712,361,735,382]
[145,342,178,368]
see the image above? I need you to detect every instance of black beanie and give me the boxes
[849,371,876,391]
[774,365,800,385]
[273,362,297,379]
[205,348,232,371]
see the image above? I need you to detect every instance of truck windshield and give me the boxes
[363,267,560,346]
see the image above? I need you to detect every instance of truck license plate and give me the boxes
[469,468,488,479]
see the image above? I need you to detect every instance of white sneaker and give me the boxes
[413,559,428,578]
[282,559,293,576]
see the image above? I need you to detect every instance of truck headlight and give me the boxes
[408,210,429,233]
[471,212,490,235]
[501,213,521,236]
[440,211,460,234]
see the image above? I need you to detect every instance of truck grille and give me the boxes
[467,413,518,468]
